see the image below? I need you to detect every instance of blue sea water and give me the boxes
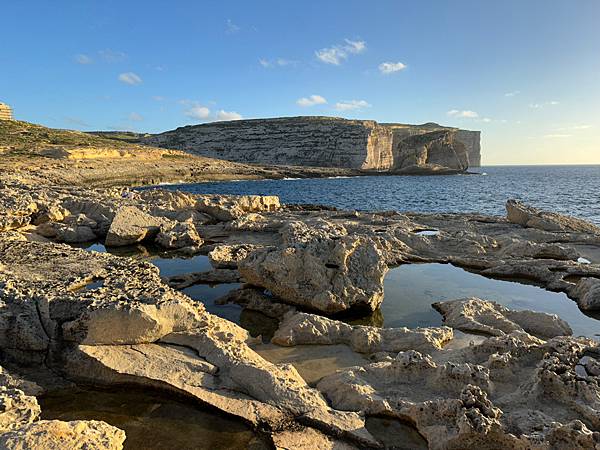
[159,165,600,223]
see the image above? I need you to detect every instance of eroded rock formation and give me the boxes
[142,116,481,172]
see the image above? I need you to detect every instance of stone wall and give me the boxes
[144,117,481,171]
[0,103,13,121]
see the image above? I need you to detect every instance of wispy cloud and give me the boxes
[543,134,571,138]
[74,54,93,65]
[447,109,479,118]
[378,62,407,74]
[297,95,327,107]
[118,72,142,85]
[185,105,210,120]
[152,96,165,102]
[529,100,559,109]
[335,99,371,111]
[99,49,127,62]
[315,39,366,65]
[216,110,242,121]
[226,19,240,34]
[128,112,143,122]
[259,58,297,68]
[504,90,520,97]
[557,124,592,131]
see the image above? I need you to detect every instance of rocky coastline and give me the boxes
[1,162,600,449]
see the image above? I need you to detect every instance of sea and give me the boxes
[158,165,600,224]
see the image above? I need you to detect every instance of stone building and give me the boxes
[0,102,13,121]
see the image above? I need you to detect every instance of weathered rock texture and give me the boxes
[272,312,453,354]
[383,122,481,167]
[143,116,481,172]
[433,297,573,339]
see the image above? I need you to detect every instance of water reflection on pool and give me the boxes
[379,263,600,338]
[39,387,263,450]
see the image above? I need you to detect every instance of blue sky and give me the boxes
[1,0,599,164]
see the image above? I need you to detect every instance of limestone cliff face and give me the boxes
[393,130,469,171]
[456,129,481,167]
[144,117,480,172]
[144,117,394,170]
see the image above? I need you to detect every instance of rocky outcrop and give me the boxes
[143,116,480,173]
[392,130,469,172]
[507,199,600,234]
[317,335,600,449]
[239,234,388,314]
[432,297,573,339]
[272,312,453,354]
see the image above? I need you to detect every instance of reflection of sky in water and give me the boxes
[382,263,599,338]
[39,387,257,450]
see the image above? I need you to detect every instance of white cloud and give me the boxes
[75,54,93,64]
[226,19,240,34]
[344,39,366,54]
[504,90,520,97]
[558,124,592,131]
[152,96,165,101]
[378,62,407,74]
[99,49,127,62]
[128,112,143,121]
[543,134,571,138]
[315,39,367,65]
[297,95,327,107]
[260,57,296,68]
[447,109,479,118]
[334,100,371,111]
[185,105,210,120]
[216,110,242,121]
[481,117,492,123]
[529,100,560,109]
[118,72,142,85]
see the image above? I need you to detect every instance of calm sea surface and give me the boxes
[160,165,600,223]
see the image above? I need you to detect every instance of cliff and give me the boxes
[144,116,395,170]
[144,117,481,172]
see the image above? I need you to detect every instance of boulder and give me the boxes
[272,312,453,354]
[208,244,261,269]
[104,206,167,247]
[195,195,280,222]
[239,235,388,313]
[499,240,579,261]
[432,297,572,339]
[572,278,600,311]
[506,200,600,234]
[155,221,203,249]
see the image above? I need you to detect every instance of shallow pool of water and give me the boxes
[39,387,264,450]
[376,263,600,338]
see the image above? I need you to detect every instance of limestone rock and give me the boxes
[0,420,126,450]
[0,387,40,433]
[195,194,280,221]
[499,240,579,261]
[506,199,600,234]
[573,278,600,311]
[208,243,261,268]
[105,205,167,247]
[239,235,388,313]
[272,312,453,354]
[155,221,203,249]
[433,297,573,339]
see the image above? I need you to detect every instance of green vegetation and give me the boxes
[0,120,152,156]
